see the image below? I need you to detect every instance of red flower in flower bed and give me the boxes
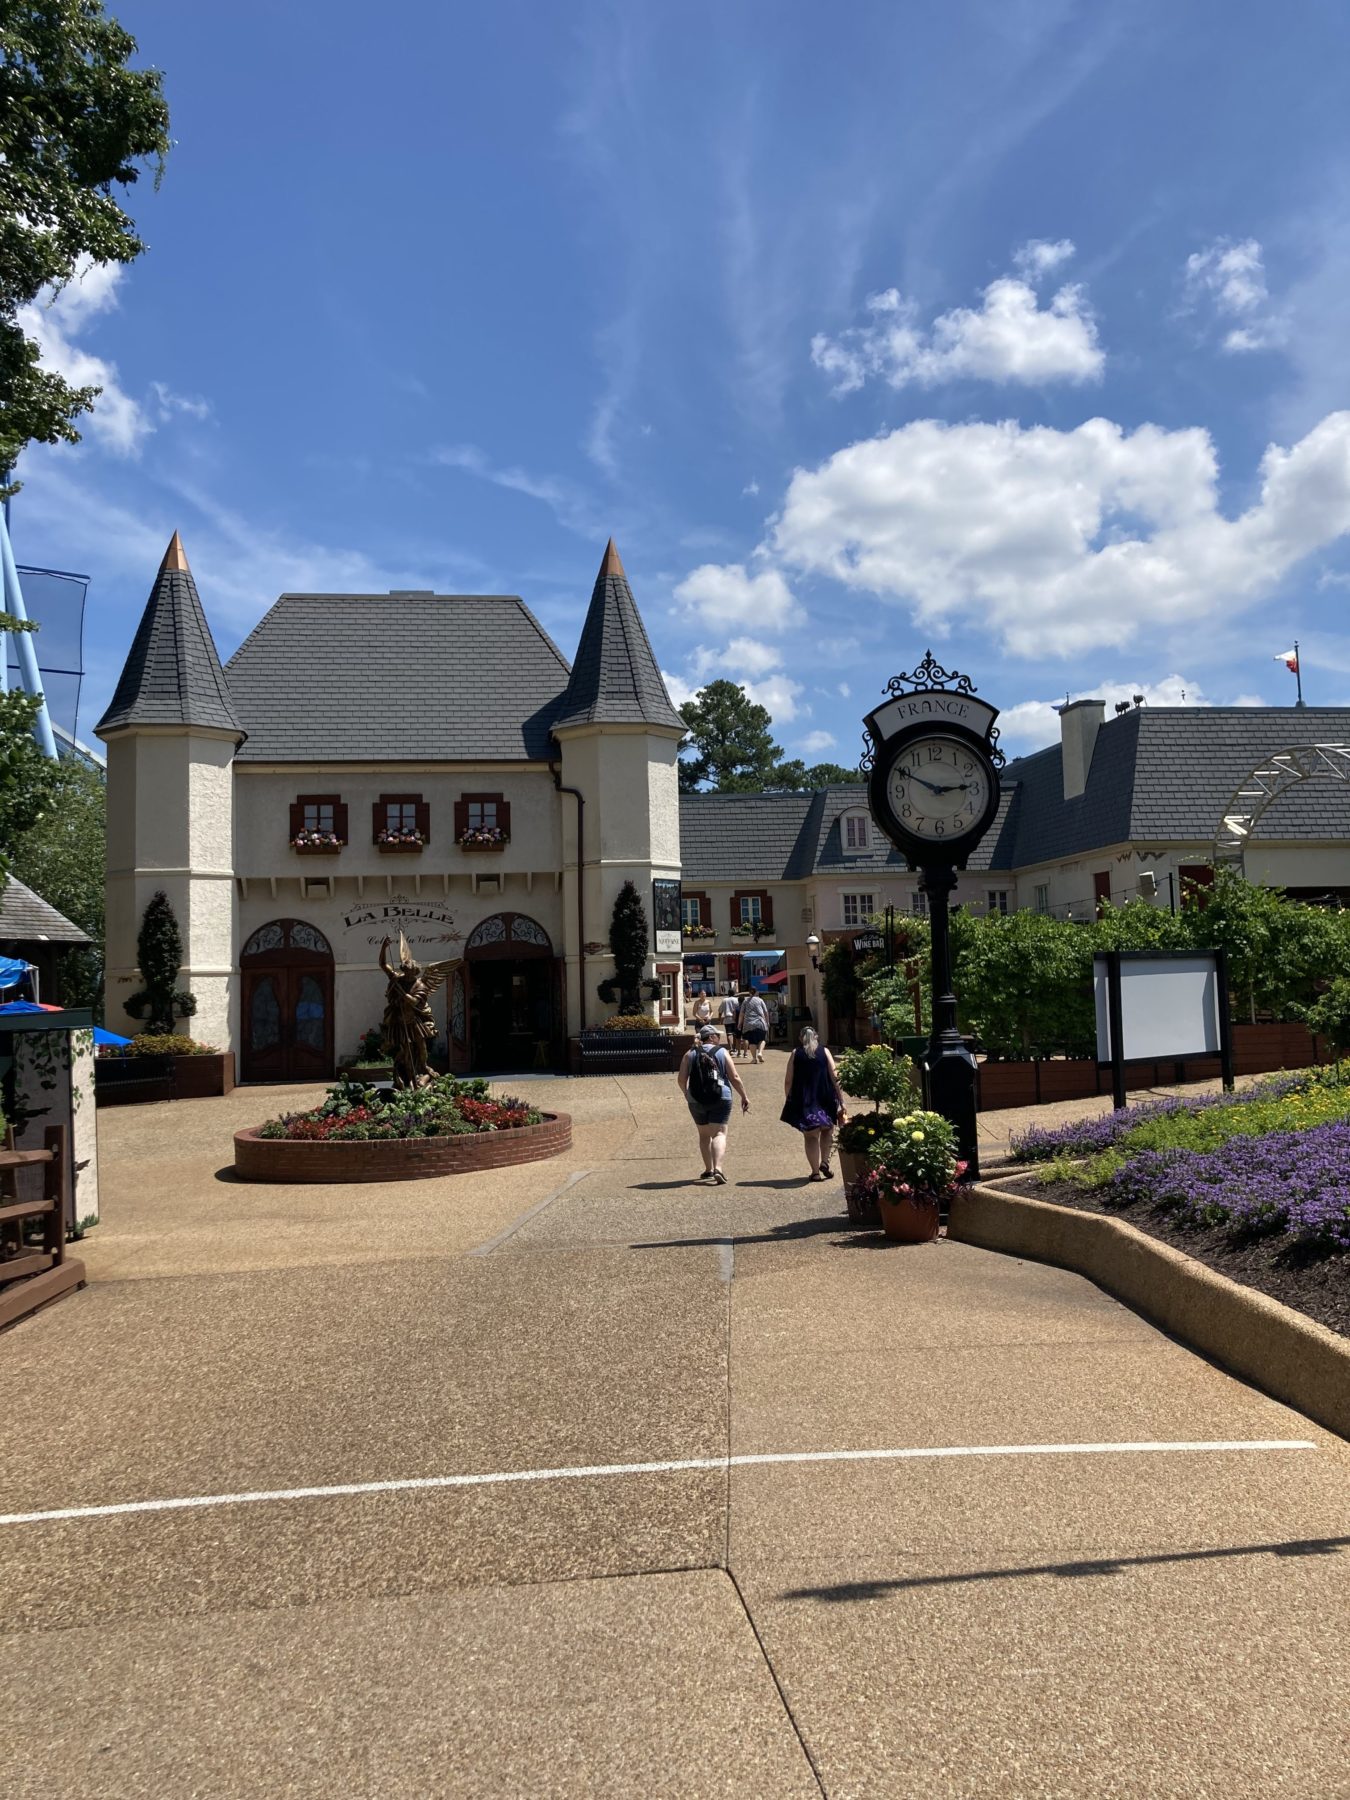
[457,1097,533,1131]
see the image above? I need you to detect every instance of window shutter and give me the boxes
[498,800,512,839]
[730,894,741,928]
[454,799,468,839]
[761,892,774,931]
[289,801,303,838]
[415,799,431,842]
[334,801,349,845]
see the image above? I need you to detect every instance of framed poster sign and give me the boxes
[653,878,683,954]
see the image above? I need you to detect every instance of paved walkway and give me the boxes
[4,1052,1348,1796]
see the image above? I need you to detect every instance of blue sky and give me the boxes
[12,0,1350,759]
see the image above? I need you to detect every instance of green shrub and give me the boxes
[102,1033,218,1058]
[836,1045,914,1111]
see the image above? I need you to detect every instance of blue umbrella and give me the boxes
[94,1026,132,1047]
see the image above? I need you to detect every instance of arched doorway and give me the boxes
[459,913,559,1072]
[240,919,335,1083]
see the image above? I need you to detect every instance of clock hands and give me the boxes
[906,773,971,797]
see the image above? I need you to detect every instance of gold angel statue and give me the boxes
[378,933,459,1088]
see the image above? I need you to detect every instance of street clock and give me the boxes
[860,653,1006,1181]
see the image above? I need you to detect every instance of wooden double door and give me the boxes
[240,919,334,1083]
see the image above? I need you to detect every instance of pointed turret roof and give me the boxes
[552,539,684,733]
[96,534,244,740]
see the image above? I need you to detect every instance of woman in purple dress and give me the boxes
[780,1026,848,1182]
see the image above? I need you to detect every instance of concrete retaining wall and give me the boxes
[950,1181,1350,1442]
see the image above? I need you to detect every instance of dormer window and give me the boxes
[842,811,871,855]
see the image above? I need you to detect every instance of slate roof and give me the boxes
[681,706,1350,882]
[226,595,573,763]
[551,541,684,733]
[0,877,91,945]
[682,784,1020,881]
[96,534,244,739]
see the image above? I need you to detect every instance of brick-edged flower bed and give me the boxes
[234,1074,571,1183]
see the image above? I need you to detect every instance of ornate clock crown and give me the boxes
[860,649,1005,772]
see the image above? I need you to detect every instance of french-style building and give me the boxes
[680,700,1350,1038]
[97,535,684,1078]
[99,529,1350,1071]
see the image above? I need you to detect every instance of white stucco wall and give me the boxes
[103,729,236,1047]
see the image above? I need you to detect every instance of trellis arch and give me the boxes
[1214,743,1350,865]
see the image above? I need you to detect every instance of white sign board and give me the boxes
[1094,953,1222,1062]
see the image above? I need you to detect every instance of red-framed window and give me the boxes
[289,794,348,842]
[373,793,430,842]
[681,891,709,929]
[731,889,774,931]
[453,793,512,839]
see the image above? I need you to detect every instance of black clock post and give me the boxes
[862,653,1005,1183]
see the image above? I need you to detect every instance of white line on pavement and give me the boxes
[0,1439,1316,1529]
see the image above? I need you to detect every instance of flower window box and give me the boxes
[454,793,511,852]
[683,924,717,942]
[373,794,429,853]
[290,796,347,853]
[729,925,776,942]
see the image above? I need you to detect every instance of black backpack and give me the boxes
[689,1046,724,1105]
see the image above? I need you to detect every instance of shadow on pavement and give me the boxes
[632,1215,852,1250]
[780,1535,1350,1603]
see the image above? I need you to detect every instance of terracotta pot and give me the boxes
[839,1148,881,1227]
[876,1190,940,1244]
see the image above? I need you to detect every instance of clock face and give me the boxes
[883,734,992,844]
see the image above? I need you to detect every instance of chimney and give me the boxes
[1057,698,1105,801]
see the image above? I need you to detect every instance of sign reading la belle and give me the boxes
[341,895,461,947]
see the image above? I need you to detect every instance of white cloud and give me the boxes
[1316,568,1350,591]
[660,667,698,709]
[838,681,851,698]
[743,479,760,496]
[1184,238,1286,353]
[771,411,1350,656]
[16,258,151,455]
[151,381,212,422]
[738,670,804,722]
[672,560,803,629]
[433,442,603,538]
[811,250,1102,396]
[1013,238,1076,279]
[799,729,837,754]
[724,634,782,676]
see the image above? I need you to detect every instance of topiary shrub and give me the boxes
[603,880,651,1016]
[123,891,198,1035]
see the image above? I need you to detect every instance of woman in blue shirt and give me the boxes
[678,1024,751,1184]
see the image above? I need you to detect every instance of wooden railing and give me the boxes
[0,1124,84,1331]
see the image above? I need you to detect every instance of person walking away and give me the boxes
[679,1024,750,1183]
[781,1026,847,1181]
[719,990,740,1056]
[740,989,770,1063]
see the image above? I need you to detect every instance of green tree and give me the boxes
[0,612,56,875]
[678,680,792,792]
[124,889,196,1034]
[952,910,1095,1057]
[1,0,171,478]
[1183,867,1336,1021]
[605,879,650,1015]
[6,751,104,1008]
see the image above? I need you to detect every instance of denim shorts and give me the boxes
[688,1095,733,1128]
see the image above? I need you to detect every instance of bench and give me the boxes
[577,1031,676,1076]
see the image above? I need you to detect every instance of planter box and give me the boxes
[95,1051,235,1106]
[292,843,342,855]
[976,1021,1328,1113]
[729,935,776,946]
[457,839,508,852]
[171,1051,235,1099]
[376,841,424,854]
[234,1111,571,1183]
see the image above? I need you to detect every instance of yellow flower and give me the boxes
[911,1129,925,1141]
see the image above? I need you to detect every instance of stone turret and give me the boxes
[96,534,244,1048]
[553,540,685,1031]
